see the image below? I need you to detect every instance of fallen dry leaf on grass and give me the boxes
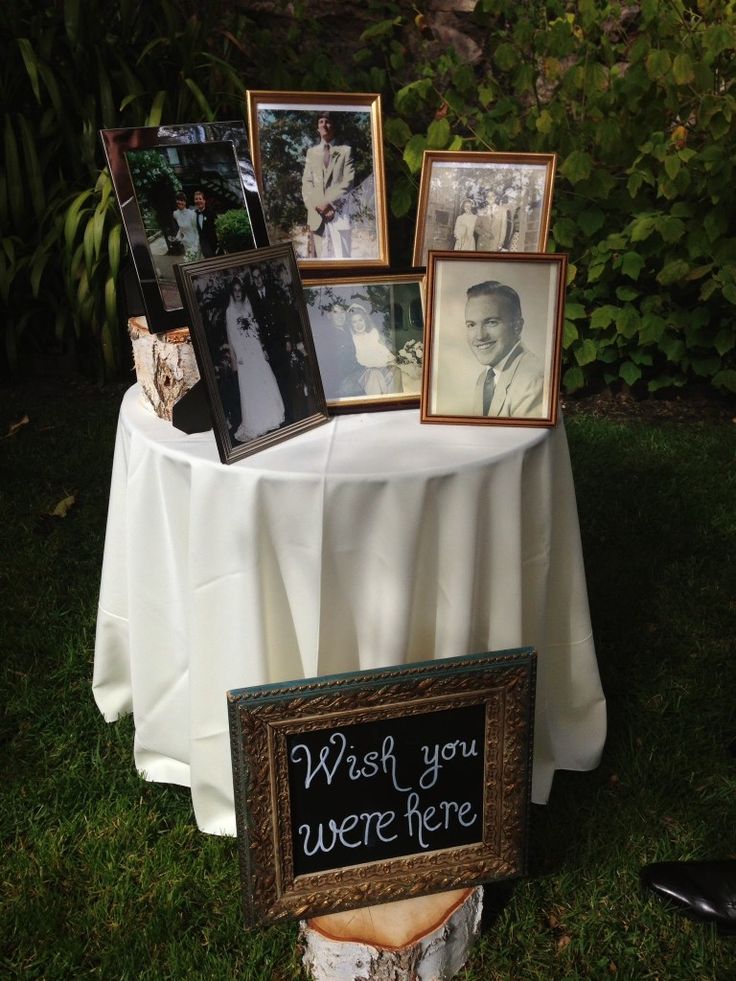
[47,494,76,518]
[5,414,29,437]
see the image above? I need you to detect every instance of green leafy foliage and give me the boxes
[1,0,341,381]
[355,0,736,396]
[214,208,253,253]
[2,0,736,395]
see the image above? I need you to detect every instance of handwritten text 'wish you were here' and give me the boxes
[286,706,486,874]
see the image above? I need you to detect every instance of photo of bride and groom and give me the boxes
[175,247,328,464]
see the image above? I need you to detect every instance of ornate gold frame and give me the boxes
[228,648,535,925]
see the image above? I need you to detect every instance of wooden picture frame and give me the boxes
[301,273,424,412]
[100,122,269,333]
[412,151,556,268]
[174,243,328,463]
[228,647,536,925]
[421,252,567,428]
[246,90,389,269]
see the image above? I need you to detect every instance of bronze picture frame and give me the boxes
[412,151,557,268]
[174,243,328,463]
[421,252,567,428]
[228,647,535,925]
[301,273,425,412]
[100,122,269,333]
[246,90,389,269]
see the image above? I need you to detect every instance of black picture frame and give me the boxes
[100,122,270,333]
[174,243,329,463]
[228,647,536,925]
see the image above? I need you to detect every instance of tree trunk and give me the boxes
[299,887,483,981]
[127,316,200,421]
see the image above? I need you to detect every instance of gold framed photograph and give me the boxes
[174,243,329,463]
[421,252,567,428]
[301,273,424,412]
[246,90,389,269]
[412,151,556,267]
[228,647,536,924]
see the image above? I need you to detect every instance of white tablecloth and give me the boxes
[93,385,606,835]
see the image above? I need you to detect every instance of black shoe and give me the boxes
[641,860,736,934]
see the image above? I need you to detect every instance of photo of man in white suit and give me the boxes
[465,280,544,418]
[301,111,355,259]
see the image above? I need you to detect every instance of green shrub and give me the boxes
[215,208,254,253]
[2,0,735,395]
[357,0,736,396]
[1,0,264,380]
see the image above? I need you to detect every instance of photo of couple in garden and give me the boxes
[125,141,256,311]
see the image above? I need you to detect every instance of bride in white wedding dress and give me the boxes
[225,278,285,441]
[172,193,202,259]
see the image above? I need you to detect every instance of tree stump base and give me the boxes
[128,316,200,421]
[299,887,483,981]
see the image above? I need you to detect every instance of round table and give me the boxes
[93,385,606,834]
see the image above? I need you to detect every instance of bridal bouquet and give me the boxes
[395,339,424,392]
[396,339,423,374]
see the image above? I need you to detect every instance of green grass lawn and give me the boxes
[2,383,735,979]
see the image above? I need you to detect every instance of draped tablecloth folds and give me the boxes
[93,385,606,835]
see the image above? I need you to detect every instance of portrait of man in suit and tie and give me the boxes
[301,111,355,260]
[464,281,544,419]
[421,253,566,427]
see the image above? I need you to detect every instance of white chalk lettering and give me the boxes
[291,732,413,792]
[290,731,346,789]
[361,809,398,844]
[297,809,398,856]
[419,738,479,790]
[381,736,412,792]
[362,750,380,779]
[346,748,381,781]
[439,799,477,828]
[404,792,479,849]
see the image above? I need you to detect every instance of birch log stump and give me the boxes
[299,887,483,981]
[128,316,200,421]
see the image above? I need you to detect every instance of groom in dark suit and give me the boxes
[249,264,293,420]
[193,189,218,258]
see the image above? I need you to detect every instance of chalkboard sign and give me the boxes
[228,647,535,925]
[288,703,487,876]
